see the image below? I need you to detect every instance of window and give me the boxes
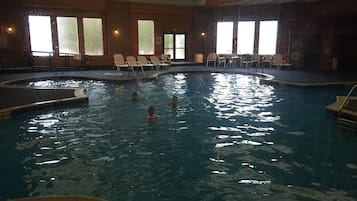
[164,34,174,59]
[175,34,185,60]
[163,33,186,60]
[28,15,53,56]
[216,22,233,54]
[237,21,255,55]
[258,20,278,55]
[237,21,255,54]
[138,20,154,55]
[83,18,104,56]
[56,17,79,55]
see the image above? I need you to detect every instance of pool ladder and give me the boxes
[337,84,357,127]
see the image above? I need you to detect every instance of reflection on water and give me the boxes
[0,73,356,201]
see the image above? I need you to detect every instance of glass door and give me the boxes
[163,34,174,59]
[163,33,186,61]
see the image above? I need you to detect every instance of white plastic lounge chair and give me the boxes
[260,55,272,68]
[126,56,145,76]
[251,54,261,69]
[272,54,292,70]
[150,55,169,70]
[137,55,156,71]
[242,54,252,69]
[206,52,217,67]
[217,54,226,68]
[113,54,136,76]
[160,54,171,64]
[242,54,260,70]
[113,54,127,70]
[113,54,133,76]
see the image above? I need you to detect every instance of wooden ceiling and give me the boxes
[205,0,320,6]
[111,0,320,6]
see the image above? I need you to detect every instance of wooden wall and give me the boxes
[0,0,357,70]
[0,0,194,68]
[194,1,357,70]
[0,0,28,67]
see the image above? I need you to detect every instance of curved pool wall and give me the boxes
[0,85,87,120]
[1,72,357,201]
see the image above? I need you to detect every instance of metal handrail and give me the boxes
[338,84,357,117]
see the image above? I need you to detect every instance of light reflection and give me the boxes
[40,147,53,150]
[215,142,235,148]
[217,135,229,139]
[247,132,267,137]
[209,158,225,163]
[163,73,187,97]
[209,74,277,124]
[56,145,67,150]
[209,126,241,132]
[36,156,68,166]
[238,140,262,146]
[241,162,255,169]
[238,179,271,185]
[207,73,281,190]
[33,153,43,157]
[211,170,228,175]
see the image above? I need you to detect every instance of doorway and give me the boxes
[163,33,186,61]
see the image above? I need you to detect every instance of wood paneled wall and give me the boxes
[0,0,357,69]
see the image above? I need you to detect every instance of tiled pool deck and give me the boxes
[1,65,357,119]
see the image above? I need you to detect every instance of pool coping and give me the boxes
[11,195,107,201]
[1,67,357,119]
[0,85,88,120]
[259,78,357,87]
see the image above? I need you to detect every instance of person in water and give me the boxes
[115,85,125,94]
[168,95,178,107]
[131,92,138,101]
[147,105,157,121]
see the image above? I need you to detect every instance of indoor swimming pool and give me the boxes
[0,72,356,201]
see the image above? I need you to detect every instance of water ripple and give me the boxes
[2,74,354,201]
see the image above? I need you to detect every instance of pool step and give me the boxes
[337,117,357,132]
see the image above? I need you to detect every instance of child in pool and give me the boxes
[147,105,157,121]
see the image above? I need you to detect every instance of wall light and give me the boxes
[5,26,16,34]
[200,32,206,37]
[112,28,120,37]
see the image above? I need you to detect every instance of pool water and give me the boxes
[1,72,356,201]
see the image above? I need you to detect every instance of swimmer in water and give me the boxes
[168,95,178,107]
[115,85,125,94]
[147,105,157,121]
[131,91,138,101]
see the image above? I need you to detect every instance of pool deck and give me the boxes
[1,65,357,119]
